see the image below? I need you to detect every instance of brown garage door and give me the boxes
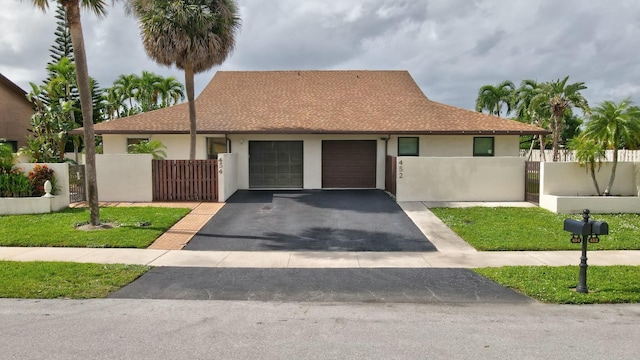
[322,140,377,188]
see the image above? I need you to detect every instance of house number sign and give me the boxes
[398,159,403,179]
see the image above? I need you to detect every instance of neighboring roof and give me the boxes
[0,73,30,104]
[85,70,548,135]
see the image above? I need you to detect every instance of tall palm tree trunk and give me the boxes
[185,65,197,160]
[65,2,100,225]
[604,148,619,196]
[552,113,561,161]
[588,163,602,196]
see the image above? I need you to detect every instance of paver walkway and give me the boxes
[148,202,224,250]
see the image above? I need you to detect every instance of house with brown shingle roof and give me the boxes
[89,70,546,192]
[0,73,33,151]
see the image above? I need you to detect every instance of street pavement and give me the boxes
[1,299,639,360]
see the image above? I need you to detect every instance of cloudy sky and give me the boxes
[2,0,640,113]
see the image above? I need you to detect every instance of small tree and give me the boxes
[583,99,640,195]
[569,135,605,195]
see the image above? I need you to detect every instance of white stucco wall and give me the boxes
[539,161,640,214]
[540,162,638,196]
[218,153,238,201]
[386,135,520,157]
[95,154,153,202]
[102,134,227,160]
[2,163,71,213]
[101,133,521,193]
[395,157,525,202]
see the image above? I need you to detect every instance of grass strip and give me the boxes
[0,207,191,248]
[475,265,640,304]
[0,261,149,299]
[430,207,640,251]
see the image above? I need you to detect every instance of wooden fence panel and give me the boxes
[152,160,218,202]
[385,155,397,196]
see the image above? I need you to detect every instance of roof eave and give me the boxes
[74,129,551,136]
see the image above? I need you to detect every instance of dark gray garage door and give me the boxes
[322,140,376,188]
[249,141,303,188]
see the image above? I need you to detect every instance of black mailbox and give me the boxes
[563,209,610,294]
[563,219,609,236]
[563,219,591,236]
[590,221,609,235]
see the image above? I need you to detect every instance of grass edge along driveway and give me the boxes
[0,261,150,299]
[430,207,640,251]
[475,265,640,304]
[0,207,191,248]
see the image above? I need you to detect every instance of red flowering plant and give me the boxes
[28,164,57,196]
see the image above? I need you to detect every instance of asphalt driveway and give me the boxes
[184,190,436,252]
[110,268,532,304]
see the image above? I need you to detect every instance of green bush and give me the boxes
[0,168,32,197]
[0,143,14,172]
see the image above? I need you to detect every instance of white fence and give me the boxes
[521,149,640,162]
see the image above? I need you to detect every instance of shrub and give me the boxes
[28,164,57,196]
[0,168,32,197]
[0,143,14,172]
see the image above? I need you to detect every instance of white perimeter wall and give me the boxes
[539,162,640,213]
[227,134,386,190]
[95,154,153,202]
[395,157,525,202]
[540,162,639,196]
[8,162,70,212]
[218,153,238,201]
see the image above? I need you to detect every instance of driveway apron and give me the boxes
[110,268,532,304]
[184,190,436,252]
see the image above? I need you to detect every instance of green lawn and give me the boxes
[430,207,640,251]
[0,207,190,248]
[0,261,149,299]
[475,266,640,304]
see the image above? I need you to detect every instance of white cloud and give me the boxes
[2,0,640,111]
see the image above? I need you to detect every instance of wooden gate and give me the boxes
[525,161,540,204]
[68,164,86,203]
[152,160,218,201]
[385,155,397,196]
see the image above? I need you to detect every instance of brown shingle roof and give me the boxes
[87,70,548,135]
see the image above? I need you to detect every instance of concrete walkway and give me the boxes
[2,201,639,268]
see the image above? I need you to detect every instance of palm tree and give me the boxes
[583,99,640,195]
[113,73,138,115]
[128,140,167,160]
[136,71,162,112]
[531,76,589,162]
[475,80,515,117]
[514,79,549,160]
[156,76,185,107]
[569,135,606,195]
[26,0,121,226]
[131,0,241,160]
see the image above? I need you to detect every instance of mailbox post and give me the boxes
[563,209,609,294]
